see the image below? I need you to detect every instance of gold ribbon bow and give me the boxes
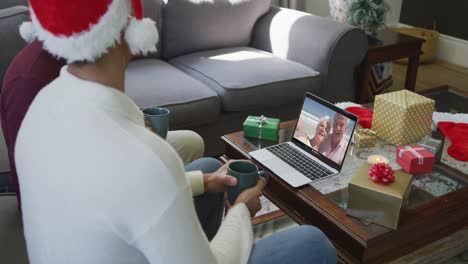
[356,127,377,136]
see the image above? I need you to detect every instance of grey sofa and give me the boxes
[1,0,367,158]
[0,1,367,262]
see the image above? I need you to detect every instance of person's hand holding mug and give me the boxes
[203,161,238,193]
[233,177,268,217]
[224,160,269,217]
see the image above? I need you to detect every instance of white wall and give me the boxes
[305,0,403,25]
[305,0,330,17]
[436,34,468,68]
[385,0,402,25]
[271,0,281,6]
[302,0,467,68]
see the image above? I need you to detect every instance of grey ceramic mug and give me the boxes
[227,161,267,204]
[143,107,170,139]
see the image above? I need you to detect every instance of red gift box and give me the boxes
[396,145,435,174]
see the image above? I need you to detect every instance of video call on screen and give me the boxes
[293,97,356,166]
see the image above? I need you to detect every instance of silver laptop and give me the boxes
[250,93,358,187]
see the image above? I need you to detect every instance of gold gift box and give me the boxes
[347,163,413,230]
[372,90,435,146]
[354,126,377,148]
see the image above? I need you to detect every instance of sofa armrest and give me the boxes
[0,6,29,90]
[251,6,367,102]
[0,0,28,10]
[0,123,10,173]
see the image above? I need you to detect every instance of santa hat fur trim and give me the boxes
[24,0,158,63]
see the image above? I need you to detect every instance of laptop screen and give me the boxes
[292,93,357,170]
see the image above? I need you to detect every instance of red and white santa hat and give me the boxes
[19,0,159,63]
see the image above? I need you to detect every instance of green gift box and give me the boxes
[243,116,280,141]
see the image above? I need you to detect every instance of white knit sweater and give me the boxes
[15,67,253,264]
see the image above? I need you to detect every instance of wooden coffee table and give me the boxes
[221,92,468,263]
[419,85,468,113]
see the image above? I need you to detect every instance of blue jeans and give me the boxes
[248,225,337,264]
[186,158,337,264]
[185,158,225,241]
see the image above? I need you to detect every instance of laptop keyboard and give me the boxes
[267,144,333,180]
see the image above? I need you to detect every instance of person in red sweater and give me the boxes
[1,41,65,211]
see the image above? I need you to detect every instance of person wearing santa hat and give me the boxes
[14,0,337,263]
[1,38,221,234]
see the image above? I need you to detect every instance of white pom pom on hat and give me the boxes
[19,21,36,43]
[125,17,159,56]
[125,0,159,56]
[21,0,159,63]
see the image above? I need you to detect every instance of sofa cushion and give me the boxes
[0,125,9,173]
[170,47,321,112]
[161,0,271,59]
[0,0,27,10]
[125,59,220,128]
[142,0,160,23]
[0,194,28,264]
[0,6,29,89]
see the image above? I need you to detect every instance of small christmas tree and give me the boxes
[347,0,389,35]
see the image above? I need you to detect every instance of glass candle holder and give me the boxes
[367,155,389,164]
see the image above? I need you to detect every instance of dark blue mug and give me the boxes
[227,161,267,204]
[142,107,170,139]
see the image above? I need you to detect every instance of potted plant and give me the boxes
[346,0,389,37]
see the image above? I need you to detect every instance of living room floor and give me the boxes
[390,60,468,93]
[253,60,468,263]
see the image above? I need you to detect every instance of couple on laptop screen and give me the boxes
[250,93,357,187]
[294,97,355,166]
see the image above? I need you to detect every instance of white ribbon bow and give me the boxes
[246,115,272,139]
[399,146,425,165]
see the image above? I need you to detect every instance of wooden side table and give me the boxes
[357,29,424,103]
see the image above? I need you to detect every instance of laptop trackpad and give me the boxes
[263,159,293,175]
[263,159,311,187]
[250,149,276,162]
